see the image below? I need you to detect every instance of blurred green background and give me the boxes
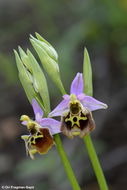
[0,0,127,189]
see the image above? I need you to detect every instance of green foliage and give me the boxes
[83,48,93,96]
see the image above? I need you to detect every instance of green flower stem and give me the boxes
[56,87,81,190]
[83,135,108,190]
[54,134,81,190]
[58,80,108,190]
[83,48,109,190]
[38,99,81,190]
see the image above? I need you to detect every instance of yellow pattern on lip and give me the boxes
[72,131,80,136]
[21,127,54,159]
[31,134,44,144]
[21,113,55,159]
[65,115,87,128]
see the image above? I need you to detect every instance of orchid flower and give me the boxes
[21,99,61,159]
[49,73,108,138]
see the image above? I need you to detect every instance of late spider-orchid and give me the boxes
[49,73,108,138]
[21,99,61,159]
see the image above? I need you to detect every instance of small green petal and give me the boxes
[70,94,77,101]
[20,115,30,122]
[83,48,93,96]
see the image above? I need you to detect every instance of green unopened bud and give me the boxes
[27,49,50,113]
[30,34,66,95]
[14,49,47,113]
[31,33,58,62]
[83,48,93,96]
[14,50,36,103]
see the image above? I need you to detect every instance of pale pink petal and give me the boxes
[81,95,108,111]
[48,99,69,117]
[35,113,43,123]
[21,121,27,126]
[77,93,86,100]
[40,118,61,135]
[63,94,70,100]
[32,99,43,121]
[70,73,84,95]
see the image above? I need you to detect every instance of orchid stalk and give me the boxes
[83,48,109,190]
[15,46,81,190]
[54,134,81,190]
[49,49,109,189]
[14,33,109,190]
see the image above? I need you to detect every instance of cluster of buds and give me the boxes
[15,34,108,159]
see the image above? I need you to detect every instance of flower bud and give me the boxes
[14,48,50,114]
[14,50,36,103]
[34,32,58,62]
[30,34,65,95]
[27,49,50,113]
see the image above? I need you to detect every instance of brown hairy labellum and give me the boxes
[61,100,95,138]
